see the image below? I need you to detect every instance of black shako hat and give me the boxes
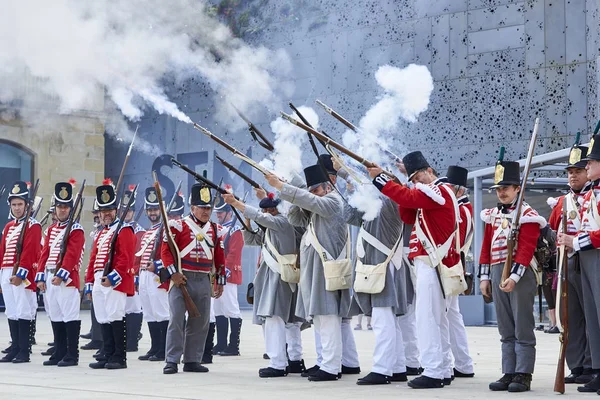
[491,161,521,188]
[7,181,29,203]
[190,184,213,207]
[213,193,232,212]
[304,164,329,189]
[583,135,600,161]
[119,185,137,211]
[566,145,589,169]
[402,151,431,180]
[53,180,76,207]
[144,187,159,209]
[168,193,184,215]
[446,166,468,188]
[96,179,117,210]
[318,154,337,176]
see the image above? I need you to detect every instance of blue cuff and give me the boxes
[35,272,45,283]
[165,264,177,277]
[225,268,231,279]
[134,275,139,286]
[477,264,490,279]
[578,233,594,251]
[84,283,93,294]
[16,267,28,280]
[509,263,526,283]
[56,268,70,281]
[106,270,122,287]
[372,172,393,192]
[154,260,164,270]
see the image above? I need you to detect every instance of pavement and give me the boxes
[0,310,570,399]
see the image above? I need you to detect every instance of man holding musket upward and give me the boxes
[36,180,85,366]
[224,188,303,377]
[265,165,352,382]
[160,183,226,374]
[558,136,600,393]
[479,158,544,392]
[0,181,42,363]
[85,179,137,370]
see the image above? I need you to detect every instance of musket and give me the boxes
[103,184,138,278]
[232,104,274,151]
[115,125,138,200]
[289,102,329,153]
[152,171,200,318]
[594,119,600,135]
[0,185,6,200]
[74,198,85,224]
[55,180,86,283]
[501,118,540,285]
[554,205,569,393]
[39,210,52,228]
[134,206,144,224]
[32,197,43,219]
[215,154,261,189]
[171,159,252,231]
[13,179,40,277]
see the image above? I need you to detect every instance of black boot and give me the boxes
[12,319,33,363]
[407,375,444,389]
[565,367,583,384]
[218,318,241,356]
[89,324,113,369]
[0,320,19,362]
[259,367,288,378]
[106,319,127,369]
[138,322,158,360]
[202,322,215,364]
[43,322,67,366]
[357,372,391,385]
[149,320,167,361]
[489,374,515,391]
[125,313,143,352]
[578,372,600,392]
[58,320,80,367]
[213,316,228,354]
[508,373,532,392]
[287,359,306,374]
[575,368,596,384]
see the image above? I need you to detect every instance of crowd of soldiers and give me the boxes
[1,135,600,393]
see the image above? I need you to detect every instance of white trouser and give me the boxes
[0,268,36,320]
[341,318,360,368]
[371,307,406,376]
[398,301,420,368]
[447,295,474,374]
[125,291,142,314]
[139,270,169,322]
[213,283,241,318]
[314,327,323,365]
[44,272,80,322]
[210,297,215,323]
[265,315,287,370]
[414,259,450,379]
[92,271,127,324]
[313,315,342,375]
[285,322,303,361]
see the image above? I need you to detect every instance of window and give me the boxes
[0,140,34,226]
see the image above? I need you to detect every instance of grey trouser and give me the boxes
[565,255,592,370]
[165,271,211,364]
[491,263,537,374]
[578,250,600,369]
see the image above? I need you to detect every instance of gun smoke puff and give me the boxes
[0,0,291,133]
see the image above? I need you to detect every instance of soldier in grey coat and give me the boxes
[265,165,352,382]
[223,190,303,378]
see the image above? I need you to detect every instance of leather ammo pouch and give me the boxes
[263,230,300,284]
[353,229,401,295]
[309,223,352,291]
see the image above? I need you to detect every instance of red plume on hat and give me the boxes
[267,192,275,199]
[68,178,77,186]
[102,178,113,186]
[128,184,136,191]
[224,184,233,193]
[26,181,31,188]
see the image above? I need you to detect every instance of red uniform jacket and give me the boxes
[84,220,136,295]
[161,216,226,277]
[547,190,585,235]
[219,222,243,285]
[134,223,169,290]
[378,177,461,268]
[0,218,42,291]
[458,197,474,250]
[575,185,600,250]
[37,221,85,289]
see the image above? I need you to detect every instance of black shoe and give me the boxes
[578,373,600,392]
[575,369,596,384]
[489,374,515,391]
[454,368,474,378]
[357,372,391,385]
[163,362,178,374]
[407,375,444,389]
[80,332,92,340]
[342,365,361,374]
[41,346,55,356]
[508,373,532,392]
[443,377,452,386]
[138,352,153,361]
[406,366,423,376]
[287,359,306,374]
[43,358,59,366]
[105,361,127,369]
[308,369,339,382]
[88,361,107,369]
[263,353,270,360]
[81,340,102,350]
[545,326,559,334]
[565,367,583,384]
[535,324,544,331]
[259,367,288,378]
[391,372,408,382]
[218,345,240,356]
[183,362,209,372]
[301,365,320,378]
[149,354,165,362]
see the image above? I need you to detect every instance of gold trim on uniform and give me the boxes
[11,184,20,194]
[148,191,157,202]
[494,164,505,185]
[200,187,210,203]
[101,190,110,203]
[59,186,68,199]
[569,147,582,165]
[569,210,578,220]
[501,218,509,229]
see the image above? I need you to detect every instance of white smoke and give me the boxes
[342,63,434,220]
[0,0,291,138]
[260,106,318,181]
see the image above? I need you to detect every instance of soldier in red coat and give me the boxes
[212,190,244,357]
[368,152,460,389]
[136,187,170,362]
[161,183,226,374]
[35,180,85,367]
[85,179,136,370]
[478,159,544,392]
[0,181,42,363]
